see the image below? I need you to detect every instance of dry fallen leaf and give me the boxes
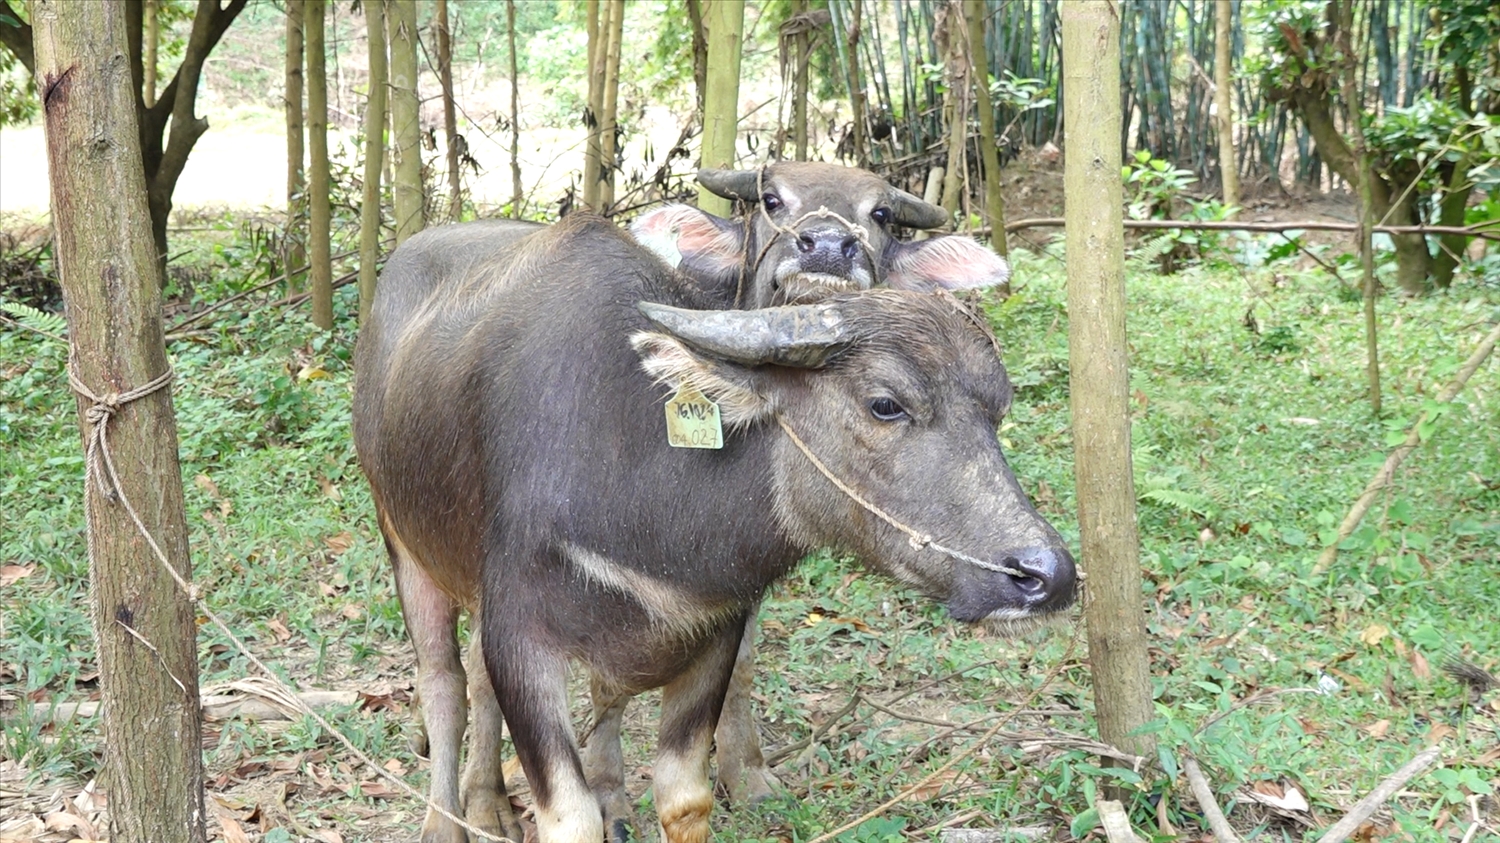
[1410,648,1431,680]
[359,780,400,800]
[1360,624,1389,647]
[309,830,344,843]
[1247,782,1309,812]
[323,531,353,555]
[266,616,292,644]
[1363,719,1391,738]
[0,563,35,587]
[219,816,252,843]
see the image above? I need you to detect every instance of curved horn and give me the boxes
[696,168,763,203]
[889,188,951,230]
[637,301,848,368]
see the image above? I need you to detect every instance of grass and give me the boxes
[1,228,1497,841]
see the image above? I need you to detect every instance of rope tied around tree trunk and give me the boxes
[65,355,515,843]
[775,415,1028,579]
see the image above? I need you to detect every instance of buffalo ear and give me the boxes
[630,332,776,428]
[629,204,744,277]
[885,236,1011,292]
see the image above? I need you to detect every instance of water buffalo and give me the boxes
[396,162,1021,818]
[631,161,1012,308]
[353,211,1075,843]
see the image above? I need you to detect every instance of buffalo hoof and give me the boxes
[419,816,467,843]
[464,790,525,843]
[720,763,781,805]
[597,787,636,843]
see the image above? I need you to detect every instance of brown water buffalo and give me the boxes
[353,211,1074,842]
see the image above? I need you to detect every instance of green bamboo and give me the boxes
[699,0,744,218]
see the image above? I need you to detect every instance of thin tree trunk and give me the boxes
[967,0,1008,259]
[306,0,331,330]
[846,0,867,167]
[698,0,745,218]
[793,0,810,161]
[285,0,306,293]
[508,0,522,218]
[387,0,424,245]
[436,0,461,222]
[143,0,158,106]
[1214,0,1238,211]
[1337,0,1380,413]
[1061,0,1156,788]
[686,0,709,112]
[1431,159,1472,288]
[939,1,968,221]
[34,2,204,841]
[599,0,624,211]
[359,0,387,325]
[583,0,604,210]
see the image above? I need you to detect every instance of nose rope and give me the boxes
[775,415,1027,578]
[750,167,882,294]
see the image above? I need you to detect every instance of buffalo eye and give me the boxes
[761,193,782,211]
[870,207,893,226]
[868,397,907,422]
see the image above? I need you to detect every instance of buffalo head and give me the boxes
[632,290,1076,629]
[630,162,1012,308]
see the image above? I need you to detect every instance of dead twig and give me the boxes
[1096,799,1146,843]
[1316,746,1443,843]
[1183,755,1244,843]
[1313,319,1500,575]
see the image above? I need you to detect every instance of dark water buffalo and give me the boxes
[395,162,1020,819]
[631,161,1012,307]
[353,212,1075,843]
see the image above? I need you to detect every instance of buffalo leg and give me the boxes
[654,620,745,843]
[713,607,780,803]
[483,616,602,843]
[582,676,635,843]
[389,534,468,843]
[461,627,525,842]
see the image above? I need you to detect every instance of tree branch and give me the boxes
[153,0,249,196]
[0,0,34,75]
[995,217,1500,243]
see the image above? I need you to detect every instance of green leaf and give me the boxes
[1070,807,1100,838]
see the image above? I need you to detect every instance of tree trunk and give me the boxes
[598,0,624,211]
[966,0,1008,260]
[306,0,331,330]
[1431,159,1472,289]
[846,0,867,167]
[284,0,306,293]
[698,0,745,218]
[359,0,387,325]
[1060,0,1157,784]
[435,0,462,222]
[685,0,709,112]
[939,1,968,221]
[508,0,522,218]
[143,0,157,106]
[793,0,810,162]
[1336,0,1380,413]
[583,0,605,210]
[1214,0,1238,211]
[387,0,424,245]
[33,3,205,841]
[1291,88,1431,293]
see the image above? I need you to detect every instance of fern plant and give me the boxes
[1,299,67,342]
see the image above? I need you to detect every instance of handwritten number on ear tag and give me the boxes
[664,383,723,449]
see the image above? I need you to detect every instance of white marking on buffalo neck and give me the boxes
[564,543,733,638]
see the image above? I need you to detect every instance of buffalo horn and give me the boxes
[889,189,951,230]
[696,168,762,203]
[637,301,848,368]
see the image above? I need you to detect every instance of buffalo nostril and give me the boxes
[841,235,859,260]
[1009,573,1045,595]
[797,233,816,253]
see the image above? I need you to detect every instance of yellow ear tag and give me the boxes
[664,383,723,449]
